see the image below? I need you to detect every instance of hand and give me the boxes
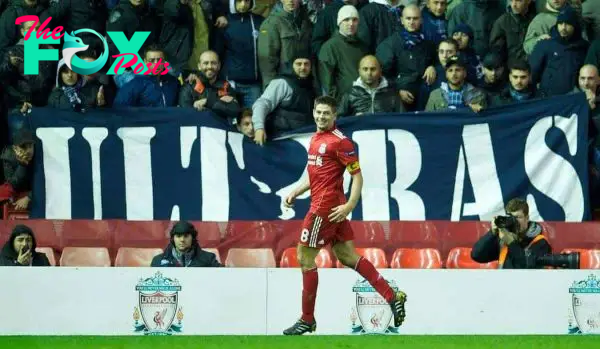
[220,95,234,103]
[186,73,200,85]
[96,85,106,106]
[585,90,596,109]
[491,216,499,235]
[498,229,516,245]
[14,196,30,210]
[468,103,483,113]
[9,55,23,67]
[399,90,415,104]
[328,203,352,223]
[539,34,551,41]
[215,16,228,28]
[17,246,32,265]
[284,192,296,208]
[15,148,32,165]
[254,129,266,146]
[193,98,207,111]
[20,102,32,114]
[422,66,437,85]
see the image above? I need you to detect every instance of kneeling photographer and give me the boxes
[472,198,579,269]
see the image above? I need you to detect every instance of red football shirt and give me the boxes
[307,127,360,214]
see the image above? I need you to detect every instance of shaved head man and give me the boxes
[577,64,600,110]
[358,55,383,88]
[401,5,422,33]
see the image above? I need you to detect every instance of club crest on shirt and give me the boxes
[318,143,327,154]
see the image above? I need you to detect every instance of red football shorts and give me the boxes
[298,211,354,248]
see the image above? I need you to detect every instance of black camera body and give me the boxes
[494,214,519,232]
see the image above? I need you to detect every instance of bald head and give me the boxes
[579,64,599,92]
[402,5,422,32]
[359,55,382,88]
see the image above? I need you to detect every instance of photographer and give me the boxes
[471,198,552,269]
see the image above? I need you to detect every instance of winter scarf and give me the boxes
[401,29,425,50]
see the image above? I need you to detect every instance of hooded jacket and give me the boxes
[216,0,265,84]
[47,59,105,110]
[523,1,569,55]
[471,222,552,269]
[0,225,50,266]
[150,222,222,268]
[447,0,504,57]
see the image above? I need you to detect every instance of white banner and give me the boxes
[0,268,598,335]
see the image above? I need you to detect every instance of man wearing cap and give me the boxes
[151,221,222,268]
[252,54,316,145]
[447,0,504,57]
[451,23,483,83]
[491,60,539,106]
[376,5,437,111]
[529,7,588,97]
[318,5,368,101]
[0,128,34,210]
[478,52,507,96]
[0,224,50,266]
[490,0,536,68]
[425,55,487,112]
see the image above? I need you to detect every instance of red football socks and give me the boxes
[301,268,318,323]
[355,257,395,303]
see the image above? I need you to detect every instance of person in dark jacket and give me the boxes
[0,128,34,209]
[151,221,222,268]
[215,0,265,108]
[338,55,404,116]
[491,59,539,106]
[252,54,316,145]
[477,51,506,97]
[311,0,358,56]
[417,38,457,110]
[421,0,448,46]
[529,7,588,97]
[447,0,504,57]
[376,5,436,111]
[489,0,536,68]
[357,0,403,54]
[47,59,107,111]
[159,0,195,75]
[179,50,241,120]
[0,0,46,51]
[451,23,483,84]
[0,224,50,267]
[471,198,552,269]
[113,45,180,107]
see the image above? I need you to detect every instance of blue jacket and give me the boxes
[216,0,264,84]
[421,7,448,46]
[113,74,180,107]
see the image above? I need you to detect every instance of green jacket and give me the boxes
[318,33,368,101]
[425,83,487,111]
[523,4,563,55]
[257,5,313,88]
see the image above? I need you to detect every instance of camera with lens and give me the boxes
[494,214,519,232]
[527,251,580,269]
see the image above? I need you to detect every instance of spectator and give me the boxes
[179,51,241,121]
[186,0,228,71]
[79,51,117,107]
[258,0,313,88]
[0,0,46,51]
[159,0,195,75]
[421,0,448,46]
[490,0,536,67]
[425,55,486,112]
[151,221,222,268]
[523,0,568,56]
[451,23,483,83]
[357,0,403,54]
[447,0,504,57]
[312,0,358,56]
[252,54,315,145]
[529,7,588,97]
[47,59,107,111]
[571,64,600,128]
[338,55,405,116]
[216,0,265,108]
[582,0,600,41]
[237,108,255,138]
[0,128,34,209]
[377,5,436,111]
[113,45,180,107]
[471,198,551,269]
[477,51,506,96]
[319,5,368,100]
[491,60,539,106]
[0,224,50,266]
[417,38,458,110]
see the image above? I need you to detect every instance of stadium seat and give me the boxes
[2,203,29,220]
[203,248,222,263]
[562,249,600,269]
[189,222,222,247]
[225,248,276,267]
[390,221,439,248]
[114,247,163,267]
[446,247,498,269]
[60,220,115,249]
[336,247,388,268]
[113,221,169,250]
[224,221,278,247]
[59,247,111,267]
[390,248,443,269]
[35,247,56,266]
[350,221,386,247]
[279,247,333,268]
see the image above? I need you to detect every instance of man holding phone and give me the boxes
[0,224,50,266]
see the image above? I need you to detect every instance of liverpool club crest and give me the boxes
[568,274,600,334]
[133,272,184,335]
[350,278,399,334]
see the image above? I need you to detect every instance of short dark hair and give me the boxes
[506,198,529,215]
[236,108,252,124]
[438,38,459,50]
[143,44,165,60]
[509,60,531,74]
[314,96,337,112]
